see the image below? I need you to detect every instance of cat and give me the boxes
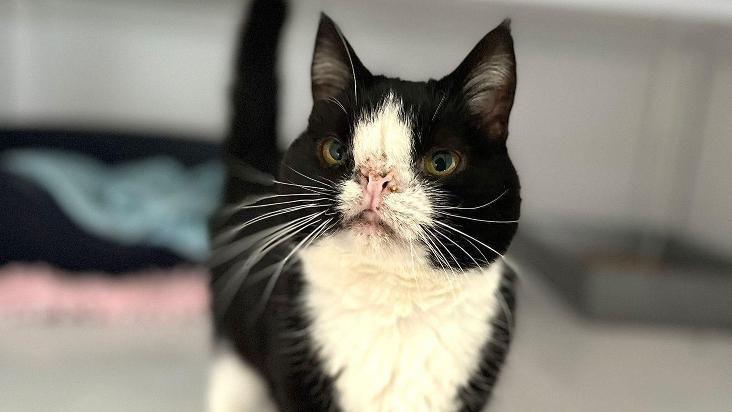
[208,0,520,411]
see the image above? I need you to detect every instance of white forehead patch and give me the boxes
[337,92,434,245]
[352,93,414,179]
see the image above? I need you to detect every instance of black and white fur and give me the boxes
[209,0,520,411]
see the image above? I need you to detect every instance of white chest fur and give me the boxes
[299,234,504,412]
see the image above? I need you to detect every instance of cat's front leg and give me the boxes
[206,346,277,412]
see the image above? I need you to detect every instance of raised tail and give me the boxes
[223,0,287,202]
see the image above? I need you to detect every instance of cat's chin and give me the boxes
[346,210,395,237]
[350,222,390,236]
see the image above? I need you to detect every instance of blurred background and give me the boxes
[1,0,730,411]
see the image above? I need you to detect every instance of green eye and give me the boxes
[321,138,345,166]
[425,149,460,176]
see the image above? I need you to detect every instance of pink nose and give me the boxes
[361,171,395,211]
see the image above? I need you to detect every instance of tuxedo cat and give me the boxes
[209,0,520,411]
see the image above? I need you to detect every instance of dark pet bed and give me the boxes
[0,129,221,273]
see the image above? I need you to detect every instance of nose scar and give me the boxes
[362,171,395,211]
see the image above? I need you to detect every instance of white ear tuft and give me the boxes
[448,20,516,141]
[311,14,370,102]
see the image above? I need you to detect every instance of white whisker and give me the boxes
[419,231,453,279]
[273,179,337,195]
[285,166,338,191]
[333,24,357,102]
[242,212,327,270]
[496,289,515,338]
[436,211,518,224]
[211,211,322,267]
[253,218,333,317]
[433,220,504,259]
[431,226,488,268]
[209,222,286,267]
[236,197,331,210]
[327,96,348,115]
[422,227,460,293]
[430,228,514,337]
[437,189,508,211]
[431,92,447,123]
[218,193,323,217]
[213,203,328,245]
[425,226,464,273]
[214,213,327,316]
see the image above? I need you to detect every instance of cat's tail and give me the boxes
[223,0,287,198]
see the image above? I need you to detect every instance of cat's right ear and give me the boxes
[444,20,517,142]
[311,14,370,102]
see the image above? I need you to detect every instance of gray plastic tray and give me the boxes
[511,223,732,329]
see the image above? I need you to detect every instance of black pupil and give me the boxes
[432,151,453,172]
[329,141,343,161]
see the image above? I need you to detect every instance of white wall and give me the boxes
[1,0,241,137]
[295,1,656,227]
[0,1,19,117]
[1,0,730,254]
[687,31,732,256]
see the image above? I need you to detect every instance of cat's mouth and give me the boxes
[347,210,394,236]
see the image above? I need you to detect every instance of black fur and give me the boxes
[210,0,520,410]
[457,266,517,411]
[279,15,520,269]
[222,0,285,204]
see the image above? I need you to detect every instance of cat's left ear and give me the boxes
[445,19,516,142]
[311,14,371,102]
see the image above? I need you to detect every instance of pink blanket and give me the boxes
[0,263,209,323]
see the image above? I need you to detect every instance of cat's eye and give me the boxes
[321,137,345,166]
[425,149,461,177]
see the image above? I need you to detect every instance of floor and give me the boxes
[1,265,731,412]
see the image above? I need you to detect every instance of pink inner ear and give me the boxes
[310,14,371,103]
[481,88,514,141]
[464,49,516,139]
[451,21,516,141]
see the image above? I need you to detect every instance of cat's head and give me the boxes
[279,14,520,271]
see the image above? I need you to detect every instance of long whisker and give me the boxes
[435,211,518,224]
[210,211,322,267]
[214,262,278,319]
[433,220,504,259]
[285,166,338,191]
[212,215,322,291]
[430,228,514,337]
[213,203,328,244]
[273,179,337,195]
[209,222,287,267]
[431,92,447,123]
[333,24,357,102]
[214,213,327,317]
[235,197,332,210]
[327,96,348,115]
[456,232,492,266]
[253,218,333,318]
[419,231,453,278]
[217,193,323,217]
[241,212,327,271]
[408,240,418,275]
[248,217,336,287]
[425,226,464,273]
[422,227,460,293]
[495,289,515,339]
[224,154,276,186]
[431,227,486,268]
[437,189,508,211]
